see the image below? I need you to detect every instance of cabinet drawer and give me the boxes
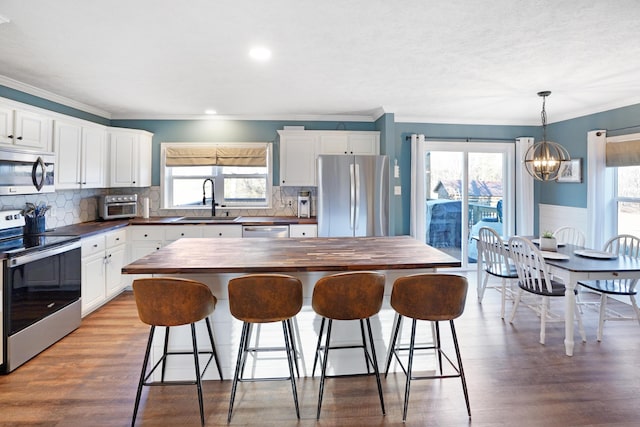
[130,227,164,241]
[165,226,202,241]
[106,228,127,247]
[289,224,318,238]
[201,225,242,238]
[82,235,106,257]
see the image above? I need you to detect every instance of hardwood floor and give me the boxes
[2,272,640,426]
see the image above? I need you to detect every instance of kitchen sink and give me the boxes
[173,216,240,223]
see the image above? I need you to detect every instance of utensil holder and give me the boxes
[25,216,46,235]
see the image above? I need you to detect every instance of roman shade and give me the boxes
[165,145,267,167]
[606,139,640,167]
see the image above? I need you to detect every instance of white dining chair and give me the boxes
[553,226,586,246]
[508,236,586,345]
[477,226,517,318]
[578,234,640,341]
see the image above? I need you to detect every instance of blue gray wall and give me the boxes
[5,84,640,236]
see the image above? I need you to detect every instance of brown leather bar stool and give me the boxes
[312,271,386,419]
[227,274,303,423]
[131,277,223,427]
[384,273,470,422]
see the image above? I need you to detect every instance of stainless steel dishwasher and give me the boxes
[242,225,290,238]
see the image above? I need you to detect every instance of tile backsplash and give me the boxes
[0,186,316,229]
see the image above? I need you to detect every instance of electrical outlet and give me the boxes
[49,205,57,217]
[288,200,292,207]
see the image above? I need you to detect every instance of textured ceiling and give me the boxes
[0,0,639,124]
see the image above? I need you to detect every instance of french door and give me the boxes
[421,141,515,269]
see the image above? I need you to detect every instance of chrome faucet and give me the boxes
[202,178,218,216]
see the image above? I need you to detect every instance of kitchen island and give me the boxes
[122,236,461,380]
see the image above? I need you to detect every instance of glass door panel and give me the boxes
[423,143,513,269]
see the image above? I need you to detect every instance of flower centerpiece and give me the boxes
[540,231,557,251]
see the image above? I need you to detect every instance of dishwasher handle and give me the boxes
[242,225,290,238]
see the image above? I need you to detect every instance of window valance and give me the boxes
[606,138,640,167]
[165,145,267,167]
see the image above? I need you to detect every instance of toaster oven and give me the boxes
[99,194,138,220]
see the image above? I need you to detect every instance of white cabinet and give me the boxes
[129,225,243,264]
[201,224,243,238]
[0,105,52,151]
[129,226,164,262]
[81,228,128,316]
[109,128,152,187]
[278,131,318,186]
[289,224,317,238]
[317,131,379,155]
[54,121,107,189]
[278,130,380,187]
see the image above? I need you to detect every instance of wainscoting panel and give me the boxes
[539,203,588,240]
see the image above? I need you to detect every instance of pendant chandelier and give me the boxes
[524,91,570,181]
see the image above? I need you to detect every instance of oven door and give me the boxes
[6,241,81,335]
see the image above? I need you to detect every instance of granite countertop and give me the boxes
[42,216,317,238]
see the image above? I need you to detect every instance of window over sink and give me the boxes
[161,142,272,210]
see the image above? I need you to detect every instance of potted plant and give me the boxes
[540,231,557,251]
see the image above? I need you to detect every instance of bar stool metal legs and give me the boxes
[386,273,470,422]
[131,277,222,427]
[227,274,303,423]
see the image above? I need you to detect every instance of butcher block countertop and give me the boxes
[121,236,461,274]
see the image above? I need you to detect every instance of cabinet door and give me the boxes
[14,110,51,151]
[135,132,152,187]
[82,126,107,188]
[280,133,317,186]
[0,105,14,145]
[318,133,350,154]
[109,131,136,187]
[54,121,83,189]
[348,133,379,155]
[105,244,127,297]
[81,251,106,316]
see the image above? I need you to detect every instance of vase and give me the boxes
[539,237,557,251]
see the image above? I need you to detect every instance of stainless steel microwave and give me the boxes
[0,148,55,195]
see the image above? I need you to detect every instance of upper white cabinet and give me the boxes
[278,130,380,187]
[109,128,153,187]
[54,121,107,189]
[317,131,379,155]
[279,131,318,186]
[0,104,52,152]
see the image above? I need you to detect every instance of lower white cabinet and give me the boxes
[289,224,318,237]
[81,228,128,316]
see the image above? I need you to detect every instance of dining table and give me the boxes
[476,236,640,356]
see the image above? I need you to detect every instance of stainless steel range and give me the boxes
[0,209,81,373]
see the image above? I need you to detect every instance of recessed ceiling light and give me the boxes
[249,46,271,62]
[204,109,217,115]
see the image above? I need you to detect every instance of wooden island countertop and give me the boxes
[122,235,461,275]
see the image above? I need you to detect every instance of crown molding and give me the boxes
[0,75,111,119]
[110,112,378,122]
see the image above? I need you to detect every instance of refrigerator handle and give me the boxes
[354,163,360,230]
[350,163,356,230]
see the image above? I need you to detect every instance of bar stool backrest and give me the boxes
[312,271,385,320]
[132,277,216,327]
[228,274,303,323]
[391,274,468,321]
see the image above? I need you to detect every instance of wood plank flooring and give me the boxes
[2,272,640,426]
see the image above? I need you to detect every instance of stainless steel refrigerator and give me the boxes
[317,154,389,237]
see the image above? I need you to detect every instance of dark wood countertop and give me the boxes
[122,236,461,274]
[40,216,316,238]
